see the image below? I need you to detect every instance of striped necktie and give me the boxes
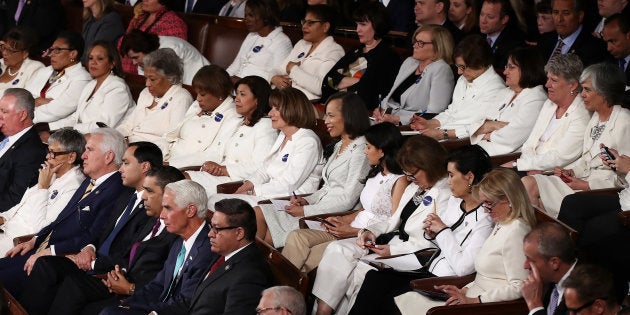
[550,39,564,59]
[81,180,96,201]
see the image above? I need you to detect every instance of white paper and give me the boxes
[270,199,291,211]
[304,219,327,231]
[361,253,423,271]
[401,131,421,136]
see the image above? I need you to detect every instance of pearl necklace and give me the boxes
[7,67,18,76]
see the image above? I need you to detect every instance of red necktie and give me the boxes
[207,256,225,276]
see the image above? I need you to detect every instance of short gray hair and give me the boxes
[143,48,183,85]
[3,88,34,120]
[164,180,208,218]
[261,286,306,315]
[580,62,626,106]
[544,54,583,84]
[91,128,125,166]
[48,128,86,166]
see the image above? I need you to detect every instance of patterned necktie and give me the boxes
[81,180,96,201]
[548,285,559,315]
[486,36,493,47]
[551,39,565,60]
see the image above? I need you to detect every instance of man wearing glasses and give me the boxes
[0,88,47,212]
[563,264,623,315]
[100,179,215,315]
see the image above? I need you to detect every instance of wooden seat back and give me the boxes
[255,237,309,296]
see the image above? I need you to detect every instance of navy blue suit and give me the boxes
[0,172,128,297]
[0,127,47,212]
[538,28,609,67]
[99,224,217,315]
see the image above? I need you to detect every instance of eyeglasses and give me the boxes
[256,306,292,314]
[504,63,518,70]
[403,169,420,181]
[567,298,605,314]
[301,19,323,26]
[208,224,238,234]
[481,199,505,211]
[47,150,71,159]
[0,44,20,55]
[412,39,433,48]
[455,64,468,71]
[45,47,73,56]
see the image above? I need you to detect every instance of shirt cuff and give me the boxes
[529,307,544,315]
[50,245,56,256]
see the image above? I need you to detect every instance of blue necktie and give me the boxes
[97,193,137,257]
[163,243,186,301]
[186,0,194,12]
[620,58,627,72]
[0,137,9,152]
[548,285,559,315]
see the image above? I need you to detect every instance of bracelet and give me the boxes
[442,129,449,140]
[128,283,135,295]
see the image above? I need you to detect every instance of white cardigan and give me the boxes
[28,63,92,124]
[48,74,135,133]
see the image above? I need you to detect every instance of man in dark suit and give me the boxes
[0,88,46,212]
[602,14,630,107]
[2,0,65,52]
[0,127,128,297]
[172,0,228,14]
[538,0,608,67]
[158,198,273,315]
[100,179,217,315]
[563,264,624,315]
[521,222,578,315]
[19,142,164,315]
[479,0,525,73]
[413,0,463,43]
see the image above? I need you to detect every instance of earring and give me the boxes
[70,58,75,63]
[569,90,576,96]
[468,183,472,193]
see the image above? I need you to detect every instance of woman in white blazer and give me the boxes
[523,63,630,217]
[0,129,85,254]
[209,87,324,206]
[116,49,193,154]
[27,32,91,124]
[374,25,454,125]
[469,47,547,155]
[271,5,344,101]
[501,54,591,172]
[394,168,536,315]
[187,76,277,196]
[312,135,453,315]
[165,66,242,166]
[226,0,292,82]
[410,35,505,140]
[45,41,134,134]
[254,92,372,248]
[0,28,44,95]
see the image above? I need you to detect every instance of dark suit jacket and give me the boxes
[443,18,464,44]
[126,218,178,289]
[3,0,65,52]
[538,28,609,67]
[122,224,217,313]
[171,0,227,14]
[92,194,150,273]
[159,243,273,315]
[0,127,46,212]
[490,26,525,74]
[35,172,130,254]
[532,284,567,315]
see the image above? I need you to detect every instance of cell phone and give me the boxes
[317,217,334,227]
[383,107,393,115]
[601,146,615,161]
[364,240,376,248]
[560,173,571,183]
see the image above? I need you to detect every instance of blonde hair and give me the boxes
[473,168,536,227]
[412,25,454,65]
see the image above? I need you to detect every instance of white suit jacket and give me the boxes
[275,36,345,100]
[116,85,193,154]
[0,166,84,237]
[48,74,135,133]
[434,67,505,138]
[166,98,242,167]
[366,178,452,255]
[136,36,210,85]
[568,105,630,189]
[28,63,92,123]
[303,136,370,216]
[516,95,591,171]
[0,58,44,94]
[470,85,547,155]
[382,58,454,124]
[226,27,293,81]
[250,128,324,197]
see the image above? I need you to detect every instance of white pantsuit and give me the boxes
[469,86,547,155]
[28,63,92,124]
[516,95,591,171]
[274,37,345,100]
[116,85,193,154]
[166,98,241,167]
[0,167,84,254]
[187,118,278,196]
[47,74,135,133]
[226,27,293,82]
[259,137,369,247]
[0,58,44,95]
[434,67,505,138]
[312,179,452,313]
[533,105,630,216]
[381,58,454,124]
[395,218,531,315]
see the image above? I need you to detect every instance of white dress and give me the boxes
[0,58,44,95]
